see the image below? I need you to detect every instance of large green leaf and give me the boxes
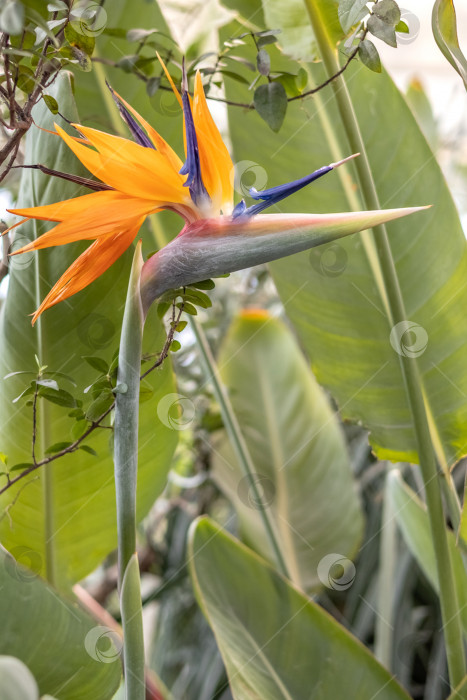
[213,311,364,592]
[387,469,467,637]
[432,0,467,90]
[263,0,343,61]
[0,548,121,699]
[189,516,411,700]
[225,24,467,466]
[0,74,177,588]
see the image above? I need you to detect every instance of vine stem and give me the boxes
[303,1,465,687]
[113,242,145,700]
[189,317,290,579]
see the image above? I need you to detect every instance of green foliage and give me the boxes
[253,81,287,132]
[189,517,411,700]
[0,74,178,589]
[225,49,467,466]
[358,38,382,72]
[432,0,467,90]
[0,549,121,699]
[213,312,364,592]
[387,470,467,637]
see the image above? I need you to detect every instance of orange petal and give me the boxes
[8,190,121,223]
[193,72,234,212]
[54,123,104,179]
[69,124,188,203]
[157,53,183,108]
[31,224,140,324]
[109,87,183,172]
[11,192,156,253]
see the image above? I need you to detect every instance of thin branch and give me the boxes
[0,301,184,497]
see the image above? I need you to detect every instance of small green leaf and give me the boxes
[358,39,382,72]
[64,22,95,56]
[395,19,409,33]
[36,378,59,391]
[253,82,287,133]
[10,463,34,473]
[372,0,401,26]
[71,420,88,441]
[183,289,212,309]
[45,441,73,455]
[257,34,278,48]
[256,49,271,76]
[16,66,36,94]
[85,390,114,422]
[0,0,25,35]
[79,445,98,457]
[43,94,59,114]
[174,321,187,332]
[367,14,397,47]
[12,384,36,404]
[170,340,181,352]
[0,453,7,466]
[178,301,197,316]
[39,387,77,408]
[188,279,215,291]
[338,0,369,33]
[68,408,85,419]
[82,355,109,374]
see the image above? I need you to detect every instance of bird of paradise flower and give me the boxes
[6,58,427,324]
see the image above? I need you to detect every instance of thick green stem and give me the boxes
[190,318,290,579]
[114,243,145,700]
[303,1,465,687]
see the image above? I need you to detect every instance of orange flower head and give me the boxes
[5,58,427,325]
[6,59,234,324]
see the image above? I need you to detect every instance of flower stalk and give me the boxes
[113,241,146,700]
[303,0,466,686]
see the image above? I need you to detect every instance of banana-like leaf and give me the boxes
[189,517,411,700]
[432,0,467,90]
[212,311,364,592]
[0,75,177,588]
[225,26,467,466]
[387,470,467,637]
[0,548,121,699]
[262,0,343,61]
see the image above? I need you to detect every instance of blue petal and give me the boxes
[179,64,211,208]
[106,81,155,150]
[234,164,334,218]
